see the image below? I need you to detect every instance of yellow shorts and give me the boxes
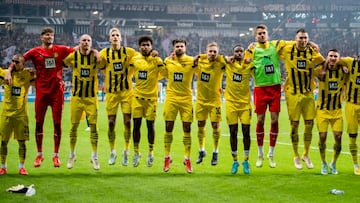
[316,108,343,132]
[0,116,29,141]
[285,92,315,121]
[225,101,251,125]
[163,97,193,122]
[195,100,222,122]
[106,92,132,115]
[345,102,360,134]
[132,97,157,120]
[70,97,98,124]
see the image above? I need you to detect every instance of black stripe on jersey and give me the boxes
[291,68,297,93]
[120,74,124,90]
[329,69,333,78]
[91,76,95,97]
[332,93,337,110]
[290,46,294,60]
[117,49,121,59]
[275,40,281,48]
[320,89,325,110]
[79,80,83,97]
[307,68,312,91]
[112,49,115,60]
[351,59,356,74]
[125,68,129,89]
[354,88,358,104]
[337,89,342,109]
[0,76,4,80]
[73,76,78,96]
[297,71,303,94]
[303,71,308,92]
[347,82,352,102]
[326,93,331,110]
[114,74,118,92]
[85,80,89,97]
[80,54,84,65]
[108,71,112,93]
[86,54,91,66]
[106,48,110,63]
[74,52,78,69]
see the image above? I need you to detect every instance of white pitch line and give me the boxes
[221,133,360,155]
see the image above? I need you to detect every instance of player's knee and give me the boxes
[70,123,79,132]
[1,140,8,147]
[108,120,115,130]
[124,120,131,128]
[319,133,327,142]
[211,122,219,129]
[270,119,278,125]
[291,135,299,143]
[334,143,342,153]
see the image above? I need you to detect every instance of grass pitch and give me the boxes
[0,101,359,202]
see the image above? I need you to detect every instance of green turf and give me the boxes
[0,101,359,202]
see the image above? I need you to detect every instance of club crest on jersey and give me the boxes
[264,64,275,74]
[80,68,90,77]
[173,72,183,82]
[356,76,360,85]
[328,81,338,90]
[233,73,242,82]
[54,52,58,58]
[113,62,123,72]
[11,86,21,96]
[297,60,306,69]
[200,72,210,82]
[138,71,147,80]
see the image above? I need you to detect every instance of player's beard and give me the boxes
[235,56,242,61]
[299,42,307,49]
[175,50,184,57]
[142,50,151,56]
[208,56,216,62]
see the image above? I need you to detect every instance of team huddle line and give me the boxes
[1,24,360,176]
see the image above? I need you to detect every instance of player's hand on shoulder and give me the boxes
[247,42,256,50]
[194,55,200,66]
[4,68,12,85]
[92,49,101,62]
[317,70,326,81]
[225,56,234,63]
[151,50,159,57]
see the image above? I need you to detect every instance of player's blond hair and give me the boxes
[109,28,121,36]
[206,42,219,50]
